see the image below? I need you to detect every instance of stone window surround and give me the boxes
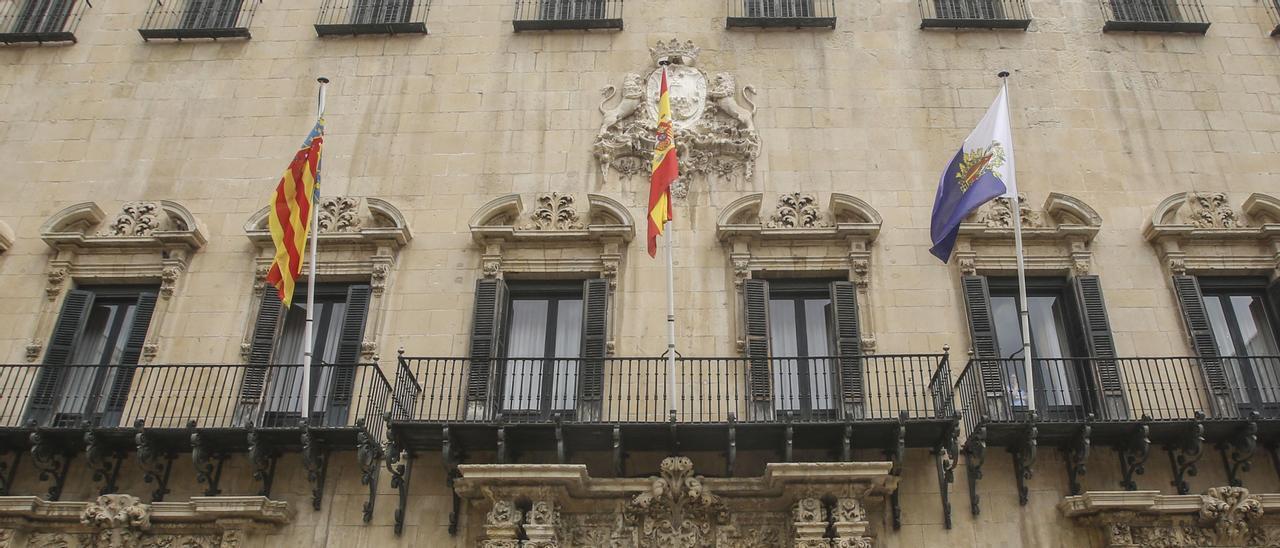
[1143,191,1280,279]
[1060,486,1280,546]
[716,192,882,352]
[953,192,1103,278]
[25,201,207,364]
[243,196,412,364]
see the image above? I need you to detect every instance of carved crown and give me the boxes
[649,39,700,65]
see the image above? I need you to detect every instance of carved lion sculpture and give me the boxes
[598,73,646,137]
[709,73,757,133]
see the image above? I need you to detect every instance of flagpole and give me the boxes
[665,219,678,418]
[1000,71,1035,414]
[301,76,329,424]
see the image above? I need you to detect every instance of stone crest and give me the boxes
[623,456,730,548]
[594,39,760,188]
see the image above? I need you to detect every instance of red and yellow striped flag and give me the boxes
[266,119,324,306]
[647,68,678,257]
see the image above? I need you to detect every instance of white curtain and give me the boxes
[769,300,800,411]
[504,300,548,411]
[551,300,582,411]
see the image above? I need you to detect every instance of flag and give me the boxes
[266,119,324,306]
[929,85,1015,262]
[647,68,678,258]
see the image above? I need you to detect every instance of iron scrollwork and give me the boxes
[30,428,71,501]
[135,422,175,502]
[247,423,279,497]
[1063,419,1092,496]
[1219,412,1258,488]
[85,430,126,496]
[1167,410,1206,495]
[356,419,383,524]
[965,421,988,516]
[933,418,960,530]
[301,425,329,511]
[1120,417,1152,491]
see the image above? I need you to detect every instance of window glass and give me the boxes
[1205,296,1239,357]
[551,299,583,410]
[804,299,834,410]
[766,290,837,415]
[769,299,800,411]
[504,299,549,411]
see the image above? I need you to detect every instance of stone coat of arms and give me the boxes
[593,39,761,190]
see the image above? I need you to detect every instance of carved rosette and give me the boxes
[482,499,523,546]
[520,193,584,231]
[98,202,161,237]
[624,456,730,548]
[80,494,150,548]
[768,193,828,229]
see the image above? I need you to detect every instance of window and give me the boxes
[1109,0,1175,21]
[987,278,1087,412]
[27,287,159,427]
[536,0,605,20]
[350,0,412,24]
[1197,279,1280,412]
[13,0,74,33]
[932,0,1002,19]
[743,0,816,17]
[180,0,243,29]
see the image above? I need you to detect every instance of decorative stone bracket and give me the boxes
[0,494,291,548]
[1061,486,1280,547]
[955,192,1102,276]
[1143,192,1280,277]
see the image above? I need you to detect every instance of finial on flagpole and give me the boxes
[997,71,1010,78]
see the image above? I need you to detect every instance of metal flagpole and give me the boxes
[1000,71,1035,414]
[301,77,329,424]
[665,219,678,417]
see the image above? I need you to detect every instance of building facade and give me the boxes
[1,0,1280,546]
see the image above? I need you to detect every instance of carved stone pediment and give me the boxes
[244,196,412,248]
[1143,192,1280,276]
[954,192,1102,275]
[716,192,881,244]
[41,201,206,252]
[1061,487,1280,547]
[593,39,760,188]
[470,193,633,285]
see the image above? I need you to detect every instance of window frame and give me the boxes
[1197,276,1280,412]
[763,278,840,419]
[500,280,585,417]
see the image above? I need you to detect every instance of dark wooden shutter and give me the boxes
[577,279,609,421]
[103,291,158,419]
[829,281,864,419]
[240,286,284,404]
[743,279,772,402]
[466,278,508,419]
[328,284,371,424]
[961,275,1008,418]
[26,290,96,424]
[1172,275,1234,416]
[1070,276,1128,420]
[1267,278,1280,339]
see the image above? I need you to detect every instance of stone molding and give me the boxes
[1143,192,1280,277]
[0,495,290,548]
[244,196,412,249]
[469,192,633,282]
[0,220,13,254]
[1061,487,1280,547]
[955,192,1102,276]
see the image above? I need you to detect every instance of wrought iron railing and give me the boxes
[1099,0,1209,32]
[0,0,89,44]
[1266,0,1280,36]
[0,363,391,439]
[953,356,1280,427]
[512,0,622,30]
[394,354,953,424]
[138,0,259,40]
[726,0,836,27]
[315,0,429,35]
[918,0,1031,28]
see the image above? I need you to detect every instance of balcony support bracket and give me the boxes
[932,418,960,530]
[1165,411,1205,495]
[441,424,457,535]
[614,424,628,477]
[885,411,907,530]
[1010,412,1038,506]
[1218,412,1258,488]
[496,416,508,465]
[86,429,126,496]
[668,411,680,455]
[301,424,330,511]
[0,447,21,497]
[189,423,227,497]
[784,414,794,463]
[30,429,72,502]
[841,421,853,462]
[247,423,279,498]
[555,414,567,464]
[964,420,988,516]
[136,424,176,503]
[384,421,413,536]
[1119,416,1152,491]
[1063,418,1092,496]
[724,415,736,477]
[356,419,383,523]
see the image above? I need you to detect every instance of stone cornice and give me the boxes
[40,201,207,253]
[245,196,412,249]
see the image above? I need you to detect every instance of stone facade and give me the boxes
[1,0,1280,546]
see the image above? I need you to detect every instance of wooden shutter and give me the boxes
[240,286,284,404]
[829,281,864,418]
[1266,278,1280,337]
[26,290,96,423]
[329,285,372,422]
[466,279,508,418]
[103,291,159,416]
[743,279,772,401]
[961,275,1008,417]
[1070,276,1127,420]
[578,279,609,402]
[1172,275,1234,416]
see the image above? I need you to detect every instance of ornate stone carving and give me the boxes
[252,264,271,294]
[767,193,827,229]
[1200,486,1263,541]
[317,197,362,233]
[792,498,826,524]
[370,263,390,296]
[46,267,68,300]
[974,194,1044,228]
[624,456,730,548]
[141,342,159,364]
[1065,487,1280,547]
[732,257,750,286]
[1185,192,1241,228]
[26,340,42,362]
[831,498,866,524]
[81,494,150,548]
[594,39,760,182]
[520,193,584,231]
[159,266,181,299]
[850,259,869,288]
[481,259,502,278]
[360,339,378,363]
[99,202,162,237]
[486,499,522,528]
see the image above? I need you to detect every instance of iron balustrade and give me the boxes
[918,0,1031,28]
[0,363,391,440]
[138,0,260,40]
[953,356,1280,428]
[395,354,953,424]
[726,0,836,28]
[0,0,89,44]
[512,0,623,31]
[315,0,429,35]
[1099,0,1209,32]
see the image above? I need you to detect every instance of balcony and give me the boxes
[953,356,1280,513]
[1099,0,1209,33]
[0,363,389,511]
[138,0,259,40]
[918,0,1031,29]
[512,0,622,31]
[725,0,836,29]
[0,0,89,45]
[315,0,429,36]
[1267,0,1280,36]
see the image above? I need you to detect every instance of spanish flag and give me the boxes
[647,67,678,258]
[266,119,324,306]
